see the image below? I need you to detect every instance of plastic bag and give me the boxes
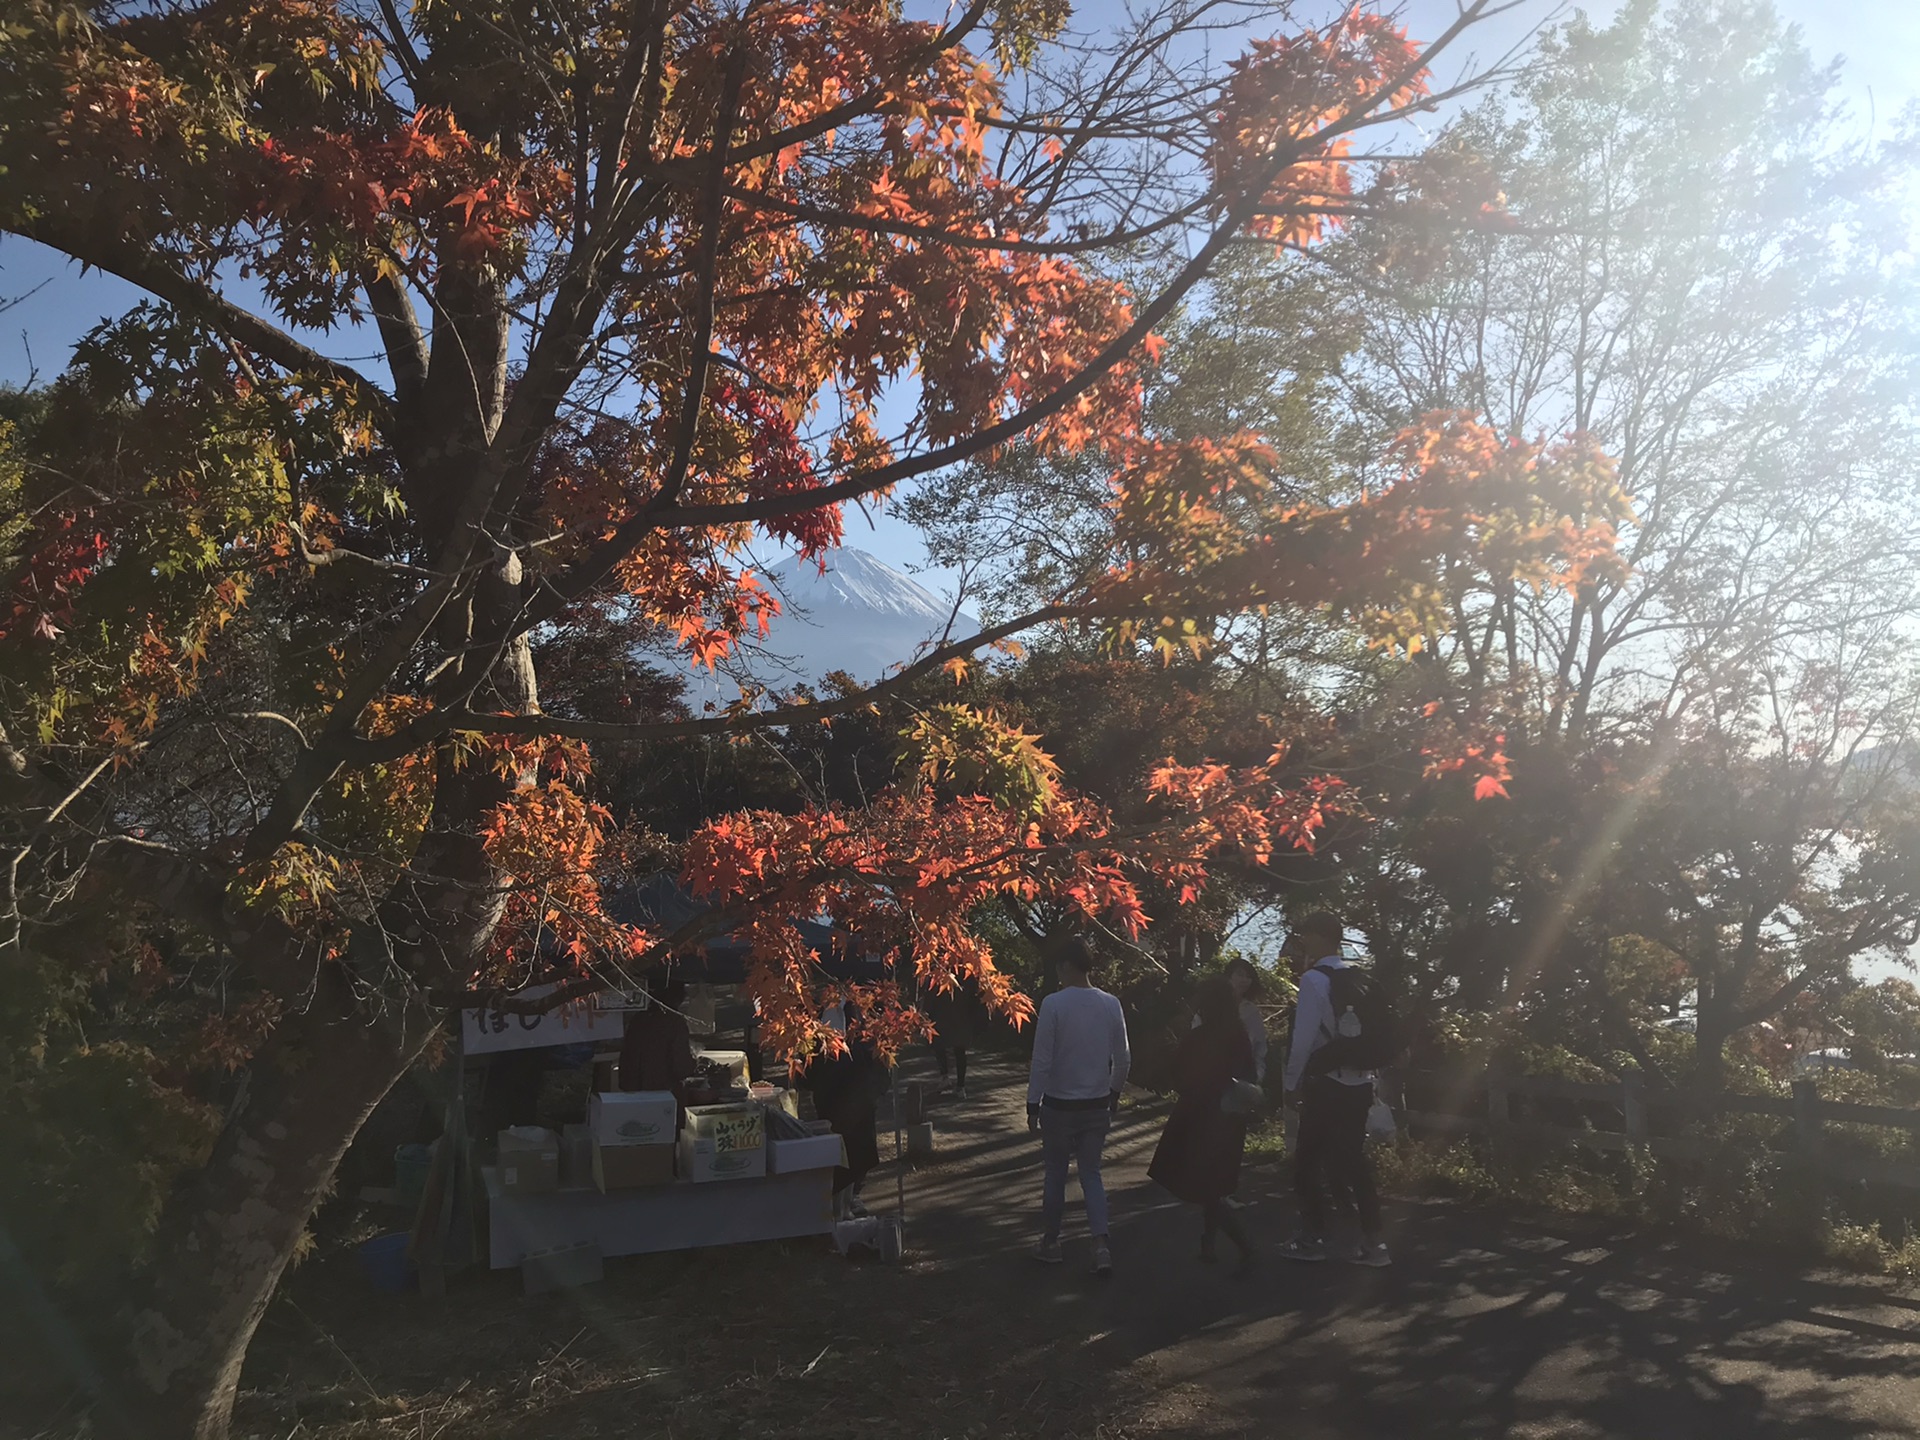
[1220,1079,1266,1115]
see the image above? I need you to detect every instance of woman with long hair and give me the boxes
[1149,975,1260,1269]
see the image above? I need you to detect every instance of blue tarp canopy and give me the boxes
[602,873,889,985]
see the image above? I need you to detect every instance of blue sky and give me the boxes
[4,0,1915,589]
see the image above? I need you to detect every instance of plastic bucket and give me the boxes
[393,1143,433,1211]
[832,1216,880,1255]
[357,1231,416,1293]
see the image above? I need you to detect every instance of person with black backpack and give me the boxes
[1279,911,1394,1267]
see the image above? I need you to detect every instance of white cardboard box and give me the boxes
[767,1133,846,1174]
[679,1131,767,1183]
[588,1091,678,1147]
[496,1126,560,1194]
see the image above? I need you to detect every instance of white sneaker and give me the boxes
[1349,1240,1391,1268]
[1034,1238,1064,1265]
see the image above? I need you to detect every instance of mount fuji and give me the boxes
[679,548,978,699]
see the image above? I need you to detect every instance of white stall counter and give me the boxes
[481,1165,836,1268]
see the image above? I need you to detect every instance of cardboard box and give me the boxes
[588,1090,678,1146]
[767,1132,846,1174]
[522,1241,603,1296]
[496,1126,560,1195]
[559,1123,594,1189]
[684,1101,764,1152]
[679,1130,767,1183]
[592,1138,675,1191]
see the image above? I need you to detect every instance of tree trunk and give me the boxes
[114,380,536,1437]
[1693,1029,1726,1100]
[117,964,435,1440]
[1694,991,1732,1099]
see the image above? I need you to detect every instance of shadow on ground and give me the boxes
[8,1054,1916,1439]
[878,1056,1920,1440]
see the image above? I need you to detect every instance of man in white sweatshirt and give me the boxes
[1026,938,1131,1275]
[1280,911,1389,1267]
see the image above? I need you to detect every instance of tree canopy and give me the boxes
[0,2,1628,1434]
[912,0,1920,1094]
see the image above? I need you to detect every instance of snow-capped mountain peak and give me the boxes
[671,548,978,703]
[770,548,959,626]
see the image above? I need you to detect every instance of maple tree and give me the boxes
[0,2,1622,1435]
[922,0,1920,1098]
[1307,0,1920,1091]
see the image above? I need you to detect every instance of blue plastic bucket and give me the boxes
[357,1231,416,1293]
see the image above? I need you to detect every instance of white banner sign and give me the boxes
[462,983,626,1056]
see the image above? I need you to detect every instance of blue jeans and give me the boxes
[1041,1104,1112,1241]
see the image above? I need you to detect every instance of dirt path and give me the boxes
[193,1056,1920,1438]
[871,1055,1920,1439]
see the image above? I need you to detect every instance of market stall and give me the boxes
[461,990,848,1272]
[434,875,891,1277]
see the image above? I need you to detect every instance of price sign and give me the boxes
[707,1108,762,1153]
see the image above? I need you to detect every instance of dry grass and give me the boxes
[1,1056,1205,1440]
[212,1228,1174,1440]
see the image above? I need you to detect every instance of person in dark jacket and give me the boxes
[1148,976,1259,1269]
[804,1000,885,1217]
[618,978,695,1101]
[928,979,979,1099]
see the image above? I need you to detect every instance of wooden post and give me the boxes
[415,1027,475,1296]
[1622,1070,1647,1146]
[906,1121,936,1162]
[1791,1078,1824,1161]
[902,1080,931,1126]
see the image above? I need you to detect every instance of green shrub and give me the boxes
[1373,1137,1495,1199]
[1890,1235,1920,1281]
[1245,1114,1288,1164]
[1371,1121,1920,1273]
[1818,1223,1920,1279]
[0,942,221,1296]
[1824,1223,1892,1273]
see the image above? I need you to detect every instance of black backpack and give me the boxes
[1304,962,1400,1073]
